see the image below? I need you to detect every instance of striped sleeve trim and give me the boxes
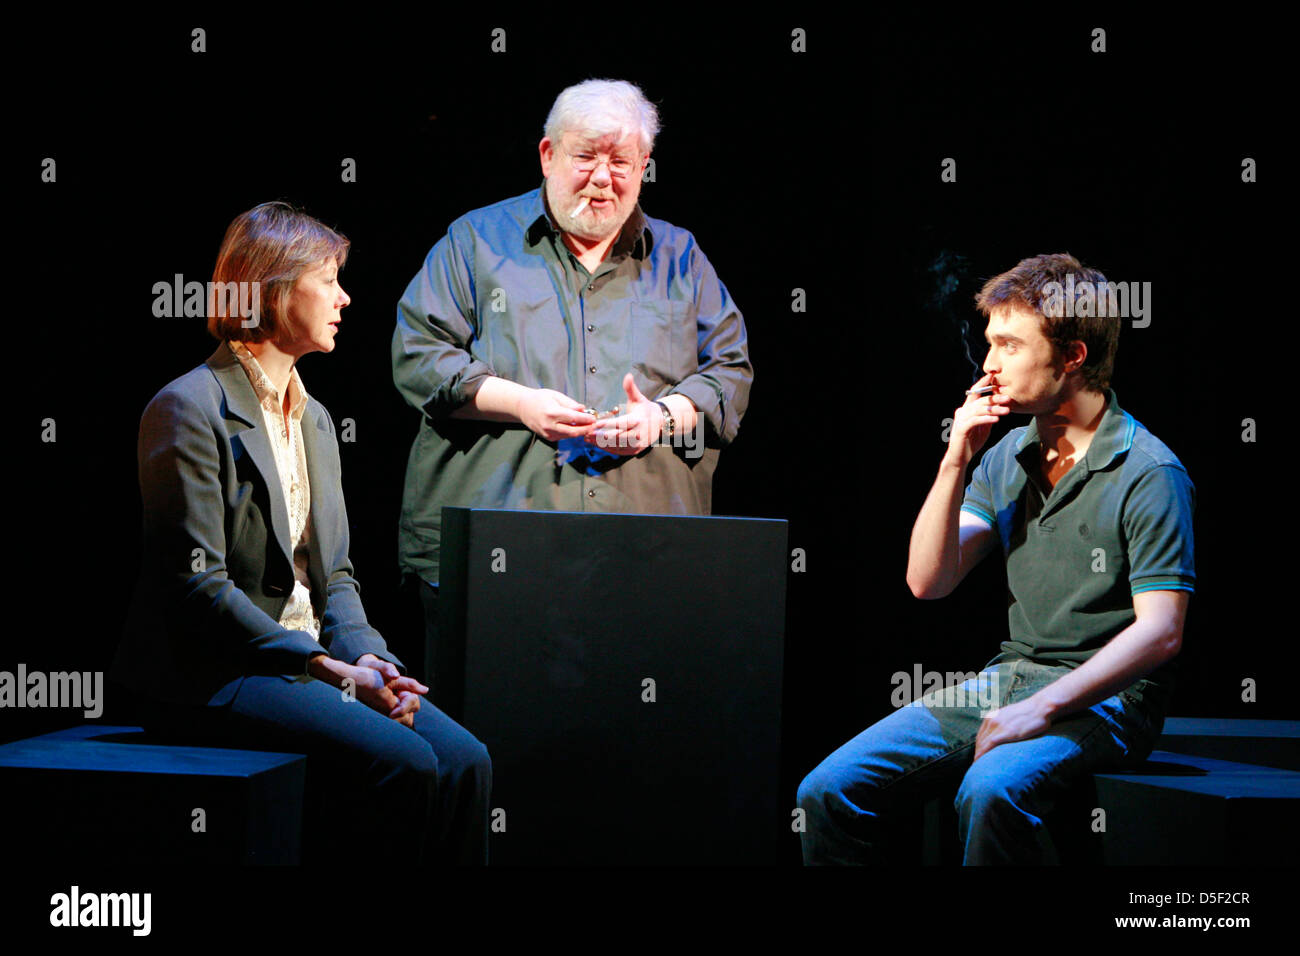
[1130,580,1195,596]
[960,504,995,526]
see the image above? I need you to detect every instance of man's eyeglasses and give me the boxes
[565,150,641,179]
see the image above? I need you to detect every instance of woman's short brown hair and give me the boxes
[208,201,350,343]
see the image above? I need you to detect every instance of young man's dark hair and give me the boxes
[974,252,1119,392]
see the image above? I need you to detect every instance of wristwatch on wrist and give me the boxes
[655,400,675,439]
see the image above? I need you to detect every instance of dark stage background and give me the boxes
[6,6,1291,913]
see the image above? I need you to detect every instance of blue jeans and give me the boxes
[797,659,1162,864]
[134,675,492,865]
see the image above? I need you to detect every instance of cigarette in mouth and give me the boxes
[571,197,590,217]
[965,385,997,397]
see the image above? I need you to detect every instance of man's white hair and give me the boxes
[544,79,660,155]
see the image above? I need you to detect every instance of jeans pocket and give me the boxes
[1102,692,1160,764]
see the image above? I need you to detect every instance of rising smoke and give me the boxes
[926,249,980,381]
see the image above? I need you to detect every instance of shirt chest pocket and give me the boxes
[629,301,690,386]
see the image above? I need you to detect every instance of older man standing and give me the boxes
[392,78,753,693]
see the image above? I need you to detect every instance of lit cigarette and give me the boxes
[571,197,590,217]
[965,385,996,397]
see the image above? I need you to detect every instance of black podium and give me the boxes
[438,507,788,865]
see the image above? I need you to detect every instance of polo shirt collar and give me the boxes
[1014,388,1135,476]
[525,183,653,260]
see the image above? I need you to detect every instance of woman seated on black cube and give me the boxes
[112,201,491,865]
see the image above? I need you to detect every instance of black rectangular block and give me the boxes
[0,725,306,864]
[1093,750,1300,865]
[1157,718,1300,771]
[440,508,788,865]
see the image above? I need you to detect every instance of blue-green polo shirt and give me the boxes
[960,389,1195,711]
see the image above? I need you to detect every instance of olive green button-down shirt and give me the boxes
[961,390,1196,711]
[392,187,753,584]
